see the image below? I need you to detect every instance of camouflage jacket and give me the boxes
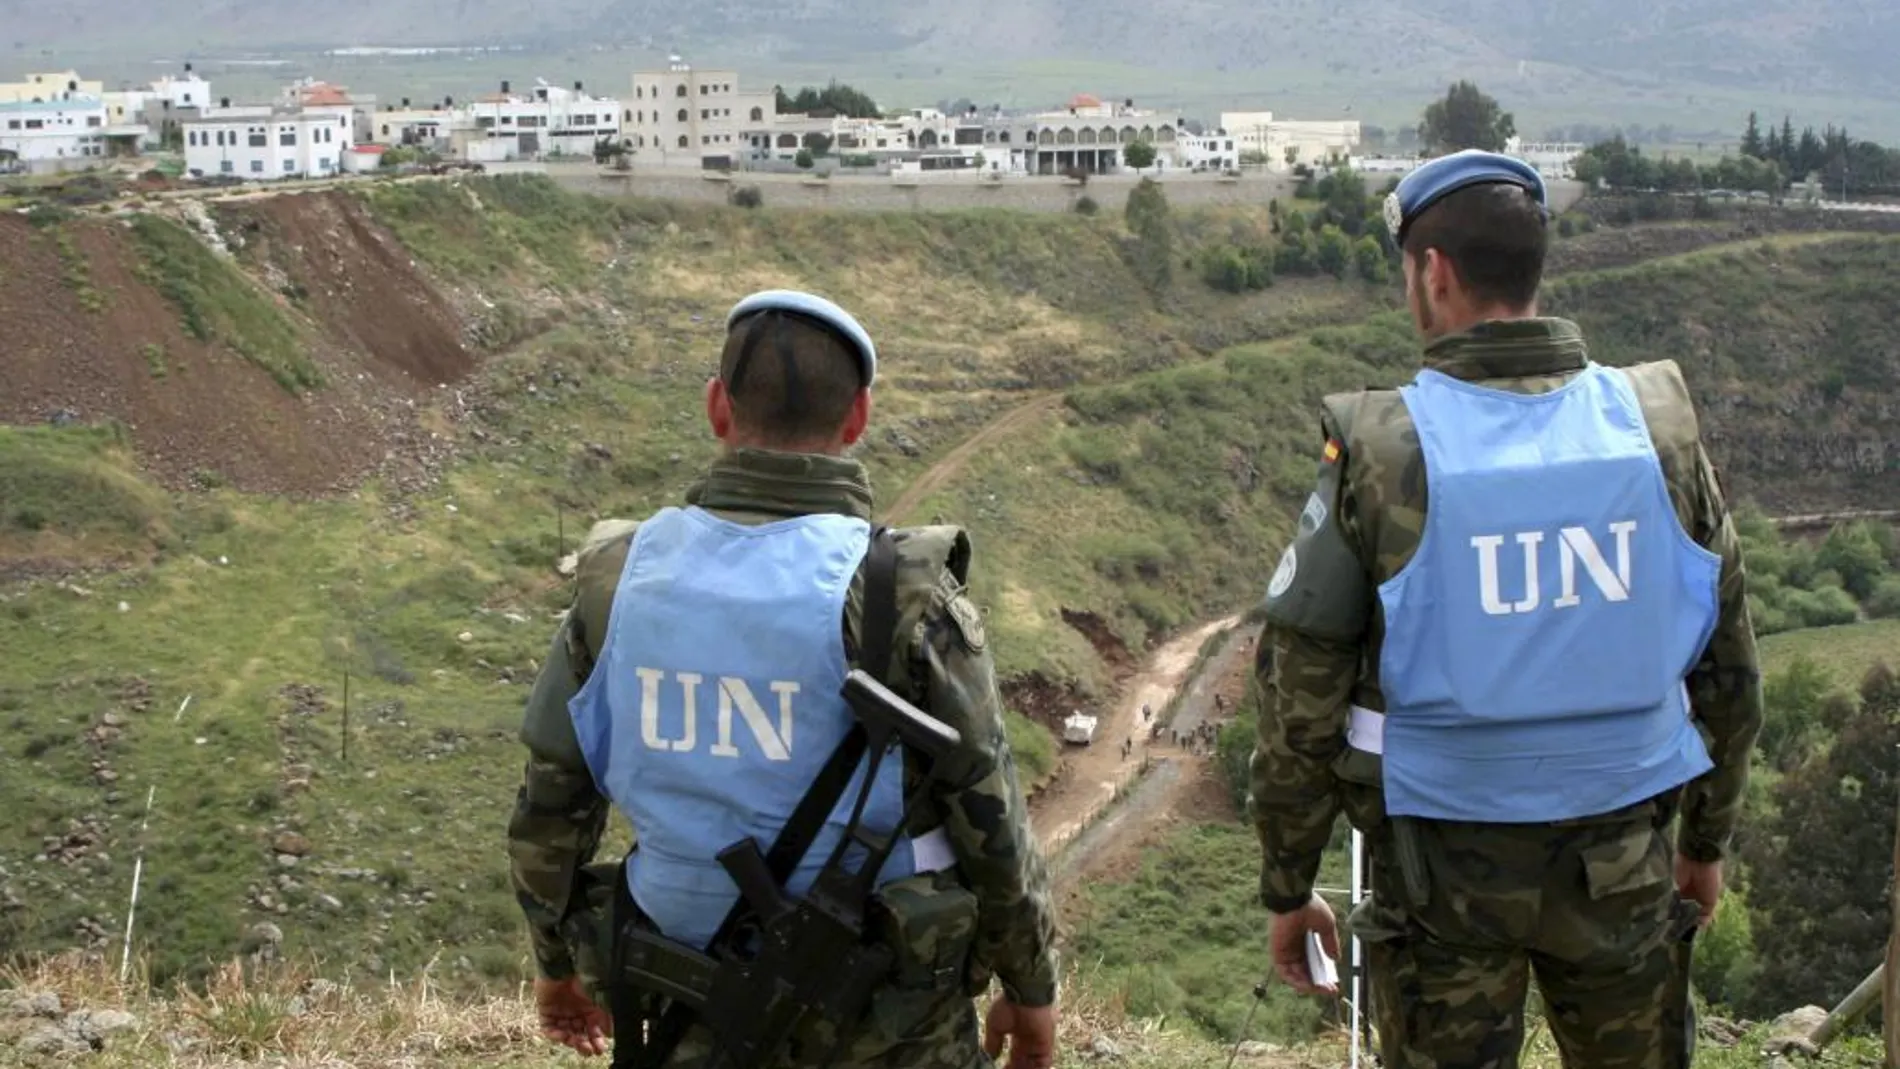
[506,447,1059,1007]
[1250,318,1764,912]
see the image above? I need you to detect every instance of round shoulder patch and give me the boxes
[945,594,987,652]
[1266,544,1299,601]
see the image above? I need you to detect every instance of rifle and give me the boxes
[615,668,964,1069]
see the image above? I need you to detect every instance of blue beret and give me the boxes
[726,289,877,387]
[1383,149,1548,244]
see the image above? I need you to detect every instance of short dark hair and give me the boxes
[1402,183,1548,309]
[719,310,866,444]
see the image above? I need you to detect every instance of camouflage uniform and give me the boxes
[508,447,1059,1068]
[1251,319,1763,1069]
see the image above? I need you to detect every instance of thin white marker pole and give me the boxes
[1349,828,1365,1069]
[118,785,156,985]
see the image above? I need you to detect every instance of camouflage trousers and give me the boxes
[559,863,992,1069]
[1346,808,1700,1069]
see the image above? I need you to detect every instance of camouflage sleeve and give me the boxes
[506,556,616,981]
[918,569,1060,1008]
[1676,446,1763,862]
[1249,411,1369,913]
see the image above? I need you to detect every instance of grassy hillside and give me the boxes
[2,175,1896,1006]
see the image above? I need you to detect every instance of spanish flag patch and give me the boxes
[1321,439,1342,464]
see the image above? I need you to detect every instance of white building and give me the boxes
[1176,130,1240,171]
[1216,112,1361,170]
[625,60,776,167]
[463,79,623,161]
[1505,137,1585,179]
[367,99,458,149]
[0,70,102,104]
[182,107,352,179]
[0,94,145,170]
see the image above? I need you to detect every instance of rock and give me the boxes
[557,553,579,577]
[457,631,473,643]
[1089,1035,1122,1059]
[21,1023,89,1055]
[1701,1016,1746,1048]
[101,712,126,728]
[70,1008,140,1042]
[1235,1041,1283,1057]
[316,893,343,911]
[118,601,130,613]
[241,922,284,953]
[27,991,62,1018]
[1763,1005,1828,1057]
[271,831,311,857]
[276,854,299,868]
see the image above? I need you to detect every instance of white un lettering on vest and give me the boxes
[632,667,798,760]
[1470,520,1637,616]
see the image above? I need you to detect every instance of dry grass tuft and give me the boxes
[0,951,1332,1068]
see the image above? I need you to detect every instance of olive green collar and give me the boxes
[685,447,875,521]
[1423,317,1589,381]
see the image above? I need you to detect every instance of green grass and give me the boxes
[0,424,170,553]
[1761,619,1900,683]
[1066,819,1342,1046]
[1005,709,1059,792]
[51,225,106,314]
[123,215,322,393]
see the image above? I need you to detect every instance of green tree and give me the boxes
[1315,225,1352,279]
[1123,140,1158,172]
[1867,575,1900,619]
[1123,178,1174,292]
[1352,235,1389,283]
[1759,656,1835,770]
[1747,666,1900,1017]
[1741,111,1766,159]
[1816,521,1891,599]
[794,148,814,169]
[802,132,833,157]
[1693,885,1759,1011]
[1419,81,1515,154]
[776,81,881,119]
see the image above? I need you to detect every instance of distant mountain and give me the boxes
[5,0,1896,129]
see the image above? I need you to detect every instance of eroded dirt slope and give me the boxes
[0,195,478,494]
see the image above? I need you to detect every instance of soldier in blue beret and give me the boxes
[509,290,1061,1068]
[1251,150,1762,1068]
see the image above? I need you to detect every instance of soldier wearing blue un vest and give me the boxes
[1249,151,1764,1068]
[509,291,1059,1069]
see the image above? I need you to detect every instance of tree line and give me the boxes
[1196,168,1398,292]
[1576,113,1900,197]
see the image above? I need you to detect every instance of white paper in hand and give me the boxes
[1305,931,1338,989]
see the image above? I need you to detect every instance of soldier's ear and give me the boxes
[706,377,734,441]
[1424,247,1459,303]
[838,388,871,446]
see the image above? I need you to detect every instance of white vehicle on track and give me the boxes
[1061,711,1099,745]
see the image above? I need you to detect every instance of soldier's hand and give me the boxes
[983,997,1056,1069]
[1674,854,1724,928]
[1269,894,1341,997]
[534,976,612,1057]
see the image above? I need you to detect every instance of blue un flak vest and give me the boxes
[567,506,916,950]
[1375,363,1721,823]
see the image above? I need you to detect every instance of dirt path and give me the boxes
[1043,622,1257,885]
[1032,615,1239,859]
[882,395,1060,525]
